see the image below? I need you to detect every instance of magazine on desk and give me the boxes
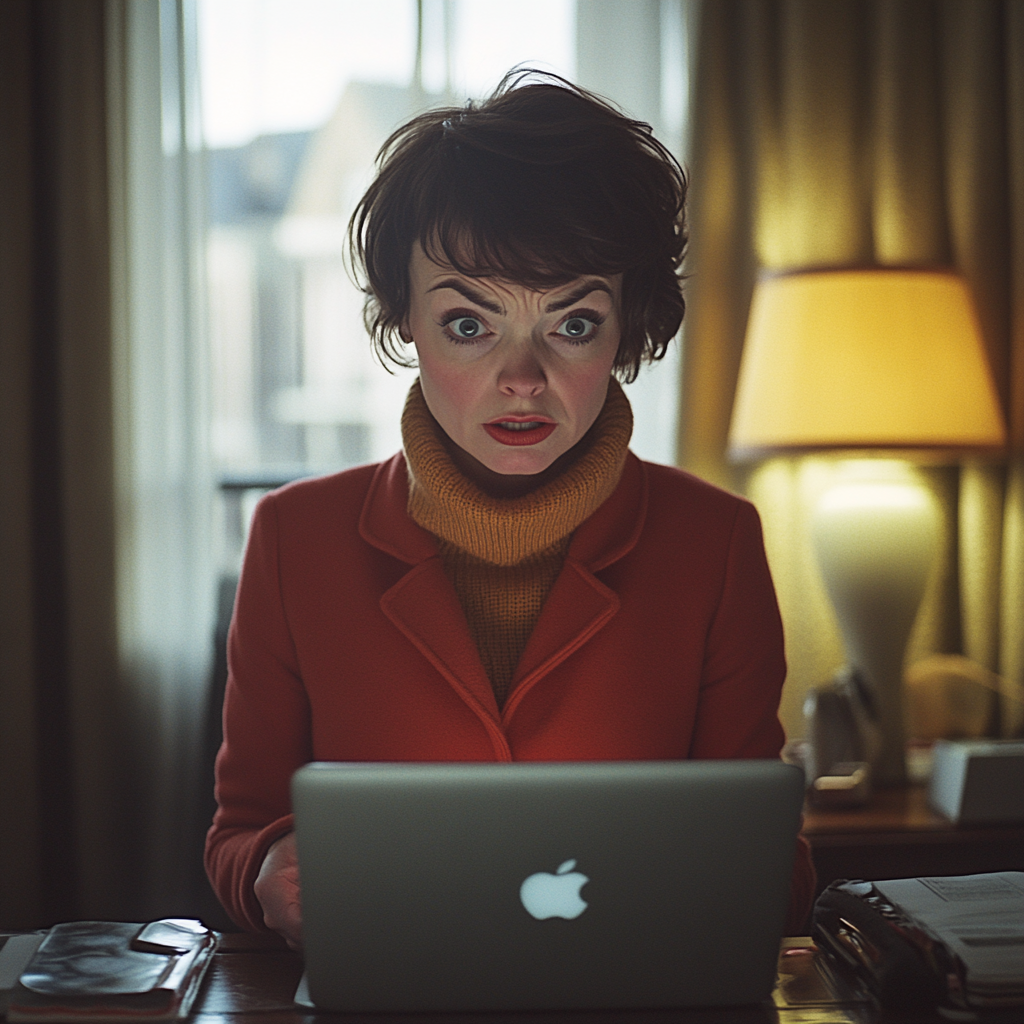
[814,871,1024,1020]
[1,920,216,1022]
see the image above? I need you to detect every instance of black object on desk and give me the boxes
[814,873,1024,1020]
[5,919,216,1021]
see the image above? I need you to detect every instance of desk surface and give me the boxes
[803,783,1024,842]
[189,934,946,1024]
[801,784,1024,897]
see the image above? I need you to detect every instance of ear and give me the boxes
[398,318,412,345]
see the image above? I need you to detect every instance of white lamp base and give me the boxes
[812,474,939,786]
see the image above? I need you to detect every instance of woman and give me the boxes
[205,71,815,949]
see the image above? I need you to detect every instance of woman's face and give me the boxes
[404,244,622,492]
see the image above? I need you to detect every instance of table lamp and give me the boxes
[728,267,1006,785]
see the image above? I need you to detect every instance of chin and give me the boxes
[480,445,560,478]
[486,455,555,477]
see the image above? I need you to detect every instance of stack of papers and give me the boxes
[871,873,1024,1009]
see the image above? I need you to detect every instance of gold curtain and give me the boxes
[678,0,1024,741]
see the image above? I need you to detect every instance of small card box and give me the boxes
[928,739,1024,824]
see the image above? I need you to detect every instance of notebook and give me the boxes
[291,759,804,1012]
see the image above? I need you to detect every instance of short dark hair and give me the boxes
[348,69,688,383]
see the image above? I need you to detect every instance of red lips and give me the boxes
[483,421,557,446]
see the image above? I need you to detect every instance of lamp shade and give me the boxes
[728,268,1007,460]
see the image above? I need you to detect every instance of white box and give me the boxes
[928,739,1024,824]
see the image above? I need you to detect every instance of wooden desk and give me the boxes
[803,783,1024,895]
[187,934,939,1023]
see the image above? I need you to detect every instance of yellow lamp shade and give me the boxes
[728,268,1007,459]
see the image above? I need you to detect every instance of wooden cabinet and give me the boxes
[803,784,1024,896]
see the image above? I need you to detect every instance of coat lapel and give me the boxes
[360,454,507,743]
[502,454,649,719]
[502,559,620,720]
[360,450,650,737]
[379,559,504,730]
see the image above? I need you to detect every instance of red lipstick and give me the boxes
[483,419,556,446]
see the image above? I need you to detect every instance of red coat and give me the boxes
[206,451,815,933]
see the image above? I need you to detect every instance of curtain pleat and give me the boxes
[677,2,757,489]
[0,0,129,929]
[0,0,216,930]
[0,0,45,932]
[680,0,1024,741]
[1000,0,1024,736]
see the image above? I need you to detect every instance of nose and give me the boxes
[497,340,546,398]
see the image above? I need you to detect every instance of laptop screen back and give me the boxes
[293,759,803,1012]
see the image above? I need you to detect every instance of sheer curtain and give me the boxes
[678,0,1024,741]
[107,0,216,919]
[0,0,214,930]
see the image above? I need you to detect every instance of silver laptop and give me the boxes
[292,760,804,1012]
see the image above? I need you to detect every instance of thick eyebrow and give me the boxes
[426,278,503,315]
[426,276,614,316]
[544,280,614,313]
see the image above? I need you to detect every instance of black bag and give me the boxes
[814,876,1024,1022]
[813,880,950,1011]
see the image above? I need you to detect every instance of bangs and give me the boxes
[417,142,642,288]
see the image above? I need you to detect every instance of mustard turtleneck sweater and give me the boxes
[401,378,633,706]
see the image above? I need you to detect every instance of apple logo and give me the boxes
[519,859,590,920]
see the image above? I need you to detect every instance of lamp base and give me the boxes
[812,473,940,787]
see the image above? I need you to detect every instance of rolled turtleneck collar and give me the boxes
[402,378,634,566]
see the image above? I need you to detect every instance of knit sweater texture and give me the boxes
[402,378,632,704]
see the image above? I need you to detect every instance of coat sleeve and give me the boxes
[689,499,816,934]
[204,492,312,932]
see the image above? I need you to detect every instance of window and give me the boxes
[198,0,690,572]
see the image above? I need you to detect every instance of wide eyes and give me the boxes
[439,309,605,344]
[436,303,602,348]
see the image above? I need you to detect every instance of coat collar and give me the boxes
[358,451,438,563]
[359,449,649,741]
[359,449,648,573]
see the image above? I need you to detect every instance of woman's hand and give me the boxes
[254,832,302,949]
